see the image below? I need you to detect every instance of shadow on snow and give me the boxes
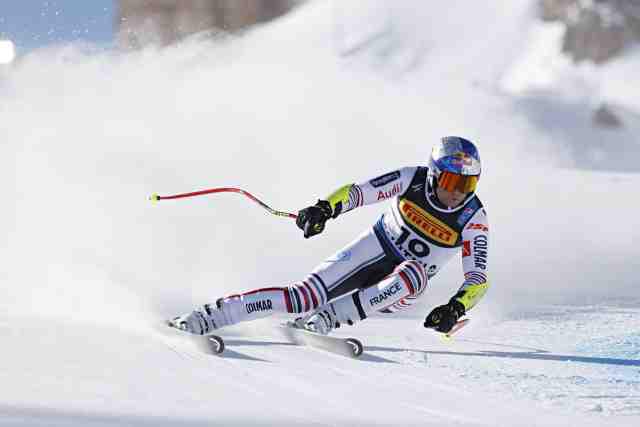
[367,343,640,367]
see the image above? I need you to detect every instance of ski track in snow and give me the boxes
[1,307,639,426]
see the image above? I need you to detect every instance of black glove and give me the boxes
[424,299,465,333]
[296,200,333,239]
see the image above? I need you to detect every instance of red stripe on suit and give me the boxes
[303,281,319,309]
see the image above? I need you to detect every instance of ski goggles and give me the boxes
[438,171,479,193]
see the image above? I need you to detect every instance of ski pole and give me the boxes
[149,187,298,219]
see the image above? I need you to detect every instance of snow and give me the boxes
[501,20,640,112]
[0,40,16,65]
[1,315,638,426]
[1,0,639,425]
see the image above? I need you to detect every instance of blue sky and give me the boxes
[0,1,114,52]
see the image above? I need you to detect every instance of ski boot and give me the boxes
[299,307,340,336]
[169,300,230,335]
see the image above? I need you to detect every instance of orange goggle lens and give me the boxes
[438,172,478,193]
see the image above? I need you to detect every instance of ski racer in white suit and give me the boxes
[173,136,490,336]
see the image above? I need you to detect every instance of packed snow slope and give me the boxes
[1,0,639,425]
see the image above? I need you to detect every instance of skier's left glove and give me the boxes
[296,200,333,239]
[424,299,465,333]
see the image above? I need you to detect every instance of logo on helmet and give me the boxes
[452,152,473,167]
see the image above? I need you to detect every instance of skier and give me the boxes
[171,136,489,336]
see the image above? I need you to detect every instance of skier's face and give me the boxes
[436,186,468,208]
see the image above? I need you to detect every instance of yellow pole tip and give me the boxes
[149,193,160,202]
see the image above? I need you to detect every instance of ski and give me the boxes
[281,322,364,358]
[163,319,225,355]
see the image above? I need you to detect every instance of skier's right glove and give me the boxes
[296,200,333,239]
[424,300,465,333]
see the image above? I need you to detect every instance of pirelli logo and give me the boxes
[399,200,458,246]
